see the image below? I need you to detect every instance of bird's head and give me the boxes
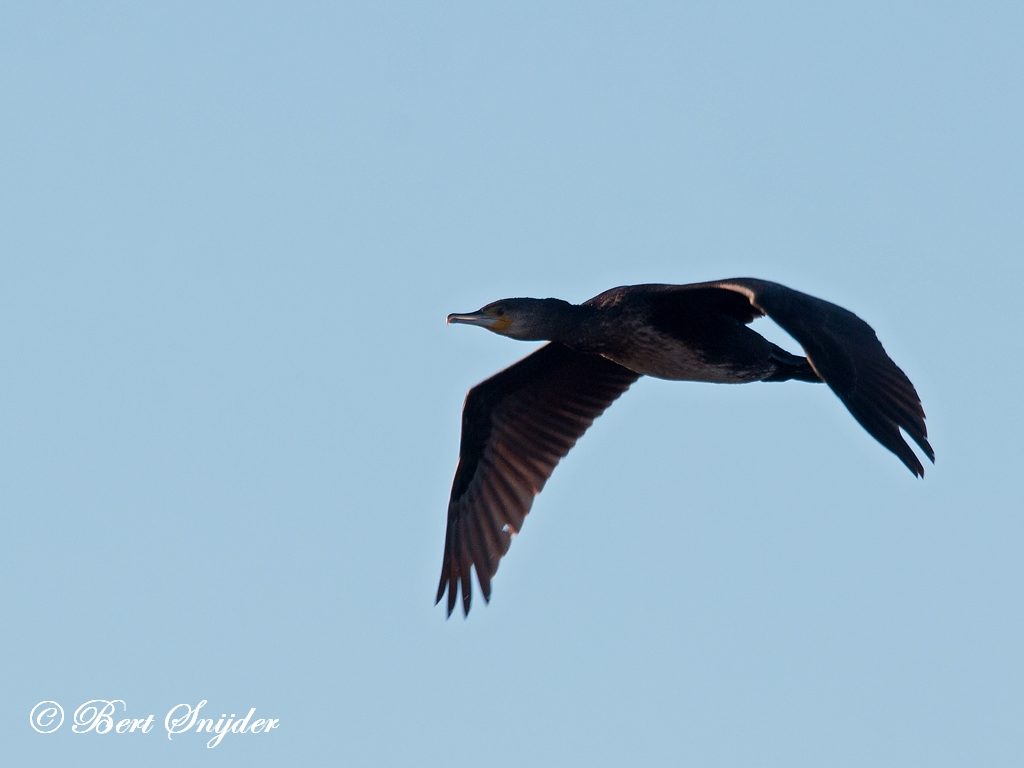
[447,297,575,341]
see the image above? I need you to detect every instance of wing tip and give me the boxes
[896,430,935,478]
[435,572,479,618]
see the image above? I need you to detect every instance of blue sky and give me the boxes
[3,2,1021,766]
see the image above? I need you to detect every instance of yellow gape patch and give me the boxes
[490,315,511,333]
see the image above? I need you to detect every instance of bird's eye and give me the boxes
[495,308,505,316]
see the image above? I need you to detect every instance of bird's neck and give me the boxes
[546,302,608,349]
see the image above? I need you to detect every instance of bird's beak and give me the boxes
[447,311,494,327]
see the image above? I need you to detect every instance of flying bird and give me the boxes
[437,278,933,616]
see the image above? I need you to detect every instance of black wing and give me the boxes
[437,343,639,616]
[708,278,934,476]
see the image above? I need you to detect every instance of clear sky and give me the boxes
[3,2,1021,766]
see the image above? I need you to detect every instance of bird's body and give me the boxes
[570,283,814,383]
[438,278,933,616]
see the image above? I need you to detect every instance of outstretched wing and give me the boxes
[709,277,934,476]
[438,343,639,616]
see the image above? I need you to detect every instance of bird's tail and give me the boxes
[763,345,820,383]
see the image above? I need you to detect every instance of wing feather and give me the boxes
[712,278,934,475]
[437,343,639,616]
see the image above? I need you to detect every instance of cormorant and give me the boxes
[437,278,933,616]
